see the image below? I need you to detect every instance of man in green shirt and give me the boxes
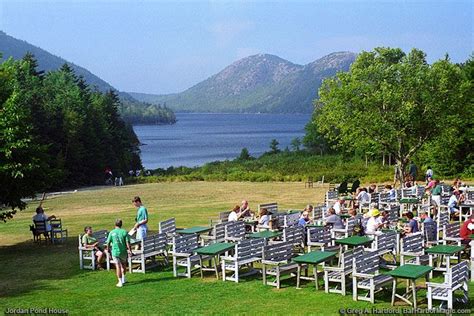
[106,219,132,287]
[132,196,148,241]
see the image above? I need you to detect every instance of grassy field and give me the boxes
[0,182,472,315]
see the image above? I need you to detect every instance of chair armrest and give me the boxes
[426,282,449,289]
[262,260,287,266]
[323,266,343,272]
[353,272,375,279]
[220,256,236,262]
[332,229,346,233]
[172,252,192,257]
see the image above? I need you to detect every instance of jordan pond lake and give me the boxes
[133,113,311,169]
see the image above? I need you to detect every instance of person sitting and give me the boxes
[380,210,390,228]
[333,199,345,215]
[448,189,463,217]
[384,185,396,202]
[460,214,474,245]
[304,204,313,214]
[239,200,253,218]
[258,208,270,227]
[32,206,56,232]
[425,177,436,190]
[420,210,434,224]
[368,183,377,194]
[298,211,312,227]
[82,226,105,268]
[356,188,370,208]
[228,205,241,222]
[365,209,383,235]
[403,211,419,235]
[324,207,344,229]
[404,175,414,188]
[425,166,433,183]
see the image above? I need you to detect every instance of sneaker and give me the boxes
[116,282,123,288]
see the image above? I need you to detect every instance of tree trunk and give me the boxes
[382,153,385,166]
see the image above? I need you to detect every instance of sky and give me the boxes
[1,0,472,94]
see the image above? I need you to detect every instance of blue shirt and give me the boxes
[408,219,419,233]
[298,218,308,227]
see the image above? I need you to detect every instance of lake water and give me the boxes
[133,113,311,169]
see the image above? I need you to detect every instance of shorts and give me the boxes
[136,225,148,240]
[112,256,127,264]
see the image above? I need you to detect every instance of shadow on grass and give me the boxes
[0,236,83,298]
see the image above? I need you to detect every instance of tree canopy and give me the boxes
[0,54,143,221]
[307,47,472,181]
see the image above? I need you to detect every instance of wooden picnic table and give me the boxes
[293,251,337,290]
[387,264,433,308]
[195,242,235,279]
[425,244,465,278]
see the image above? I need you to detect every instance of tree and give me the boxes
[237,147,252,161]
[0,58,47,221]
[311,47,470,185]
[291,137,301,151]
[269,139,280,154]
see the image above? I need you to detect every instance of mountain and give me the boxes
[129,52,356,113]
[0,30,175,124]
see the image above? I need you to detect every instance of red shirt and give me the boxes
[460,220,474,240]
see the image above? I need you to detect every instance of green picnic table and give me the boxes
[249,230,282,240]
[342,196,354,201]
[339,214,351,219]
[335,236,373,259]
[426,244,465,278]
[293,251,337,290]
[195,242,235,279]
[176,226,212,235]
[335,236,373,247]
[386,264,433,308]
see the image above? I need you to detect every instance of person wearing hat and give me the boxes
[365,209,383,235]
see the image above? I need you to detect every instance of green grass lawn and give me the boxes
[0,182,473,315]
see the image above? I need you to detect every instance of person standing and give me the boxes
[106,219,132,287]
[409,162,418,181]
[425,166,433,183]
[132,196,148,241]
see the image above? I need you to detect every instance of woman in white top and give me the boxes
[365,209,383,235]
[258,208,270,226]
[228,205,241,222]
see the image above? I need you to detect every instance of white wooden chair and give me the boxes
[352,250,393,303]
[369,230,397,266]
[400,232,428,265]
[50,218,68,243]
[323,247,363,296]
[201,222,229,244]
[262,241,298,289]
[158,217,176,245]
[224,221,246,242]
[128,233,168,273]
[307,226,339,252]
[172,234,208,278]
[443,223,462,246]
[332,217,356,239]
[221,238,265,283]
[78,229,108,270]
[427,261,469,309]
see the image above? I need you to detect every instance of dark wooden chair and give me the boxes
[305,177,314,188]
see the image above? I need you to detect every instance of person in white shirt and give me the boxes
[448,190,463,216]
[228,205,241,222]
[333,199,345,215]
[32,206,56,232]
[357,188,370,204]
[258,208,270,227]
[425,167,433,183]
[365,209,383,235]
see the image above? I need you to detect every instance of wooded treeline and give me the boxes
[0,53,142,220]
